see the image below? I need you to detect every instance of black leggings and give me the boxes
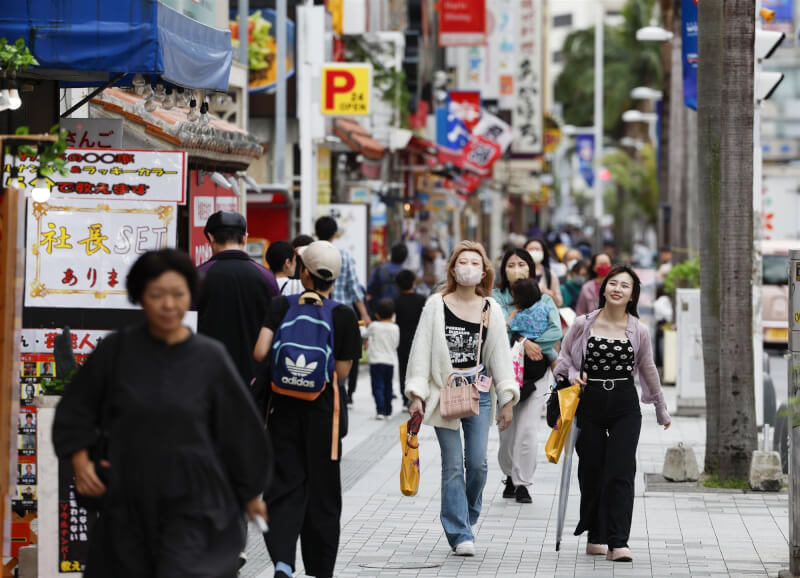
[574,380,641,549]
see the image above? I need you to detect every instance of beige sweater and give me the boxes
[404,294,520,430]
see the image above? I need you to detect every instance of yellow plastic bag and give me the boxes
[545,383,581,464]
[399,422,420,496]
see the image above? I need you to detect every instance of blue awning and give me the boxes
[0,1,232,91]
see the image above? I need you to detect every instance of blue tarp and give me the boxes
[0,1,232,91]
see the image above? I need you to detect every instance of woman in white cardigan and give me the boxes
[406,241,519,557]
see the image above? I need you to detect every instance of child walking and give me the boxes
[367,298,400,419]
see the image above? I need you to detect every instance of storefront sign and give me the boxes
[10,148,187,203]
[25,199,177,309]
[60,118,123,149]
[439,0,487,46]
[512,0,543,154]
[321,64,372,116]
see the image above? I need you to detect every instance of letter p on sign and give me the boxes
[321,63,371,116]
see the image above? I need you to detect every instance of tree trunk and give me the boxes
[717,0,756,480]
[697,0,723,474]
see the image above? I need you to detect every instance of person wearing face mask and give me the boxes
[575,253,612,316]
[560,248,584,283]
[491,248,563,504]
[405,241,519,557]
[555,265,671,562]
[561,260,590,310]
[524,238,563,307]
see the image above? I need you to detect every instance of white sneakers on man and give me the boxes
[454,540,475,556]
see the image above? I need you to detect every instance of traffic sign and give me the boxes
[321,63,371,116]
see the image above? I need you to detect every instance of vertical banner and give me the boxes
[512,0,543,154]
[576,134,595,188]
[682,0,698,110]
[495,0,517,105]
[439,0,487,46]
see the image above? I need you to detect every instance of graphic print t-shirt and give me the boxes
[444,303,487,369]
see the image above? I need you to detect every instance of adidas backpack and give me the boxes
[271,291,337,401]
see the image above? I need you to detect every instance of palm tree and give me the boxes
[698,0,757,479]
[554,0,662,139]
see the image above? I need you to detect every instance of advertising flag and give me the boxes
[682,0,698,110]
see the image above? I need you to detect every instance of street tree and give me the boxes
[554,0,661,139]
[697,0,757,479]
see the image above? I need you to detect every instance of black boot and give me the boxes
[515,485,532,504]
[502,476,515,498]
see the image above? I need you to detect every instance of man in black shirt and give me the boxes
[393,269,427,407]
[196,211,279,388]
[253,241,360,578]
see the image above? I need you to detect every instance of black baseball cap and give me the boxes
[204,211,247,238]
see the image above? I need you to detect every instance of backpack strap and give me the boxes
[331,372,340,460]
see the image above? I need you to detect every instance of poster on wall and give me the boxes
[10,148,187,203]
[317,204,369,288]
[512,0,543,154]
[25,198,177,309]
[439,0,487,46]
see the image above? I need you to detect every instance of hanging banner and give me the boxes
[512,0,543,154]
[25,199,177,309]
[682,0,698,110]
[495,0,517,103]
[576,134,594,188]
[8,148,187,203]
[448,91,482,134]
[472,110,514,152]
[439,0,487,47]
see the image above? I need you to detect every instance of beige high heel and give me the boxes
[606,547,633,562]
[586,542,607,555]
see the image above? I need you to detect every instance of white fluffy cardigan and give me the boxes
[404,294,520,430]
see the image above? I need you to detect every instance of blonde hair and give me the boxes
[441,241,495,297]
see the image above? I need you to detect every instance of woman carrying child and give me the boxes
[492,249,562,503]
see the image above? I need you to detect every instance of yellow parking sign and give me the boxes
[321,64,371,116]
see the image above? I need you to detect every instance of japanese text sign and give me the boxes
[321,64,372,116]
[512,0,543,154]
[439,0,486,47]
[25,199,177,309]
[60,118,123,149]
[8,148,187,203]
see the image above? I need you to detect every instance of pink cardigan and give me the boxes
[554,309,671,425]
[574,279,600,316]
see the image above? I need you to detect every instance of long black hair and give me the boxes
[597,264,641,317]
[496,248,535,292]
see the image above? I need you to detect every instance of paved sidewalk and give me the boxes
[243,369,789,577]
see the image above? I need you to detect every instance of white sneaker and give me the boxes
[375,414,385,421]
[454,540,475,556]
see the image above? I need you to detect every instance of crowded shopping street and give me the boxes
[0,1,799,577]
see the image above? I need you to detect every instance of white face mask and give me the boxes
[454,265,484,287]
[566,259,578,271]
[529,250,544,265]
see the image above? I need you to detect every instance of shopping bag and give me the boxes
[510,339,525,388]
[399,420,420,496]
[545,383,581,464]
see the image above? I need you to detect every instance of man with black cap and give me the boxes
[196,210,279,389]
[253,240,361,578]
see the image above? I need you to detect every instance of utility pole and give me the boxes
[592,3,604,251]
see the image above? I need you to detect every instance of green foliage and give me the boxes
[664,258,701,296]
[554,0,662,138]
[344,37,411,128]
[15,124,69,177]
[779,397,800,428]
[601,143,658,241]
[0,37,39,71]
[702,472,750,490]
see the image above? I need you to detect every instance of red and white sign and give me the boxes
[439,0,487,47]
[448,91,482,133]
[460,136,502,175]
[188,170,239,267]
[472,110,514,152]
[11,148,187,203]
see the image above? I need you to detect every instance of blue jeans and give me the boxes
[434,391,492,548]
[369,363,394,415]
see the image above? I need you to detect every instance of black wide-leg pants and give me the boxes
[573,380,642,549]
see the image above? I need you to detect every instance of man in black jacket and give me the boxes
[197,211,279,389]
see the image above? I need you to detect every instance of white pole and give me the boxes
[753,0,764,429]
[297,2,317,236]
[593,3,604,250]
[275,0,287,185]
